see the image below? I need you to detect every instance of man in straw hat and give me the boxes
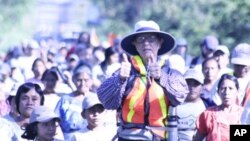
[97,20,189,141]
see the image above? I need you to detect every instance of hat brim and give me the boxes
[185,76,203,84]
[31,115,60,124]
[231,58,250,66]
[121,31,175,56]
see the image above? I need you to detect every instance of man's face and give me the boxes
[202,59,220,82]
[201,46,214,58]
[132,33,163,61]
[186,79,202,101]
[233,64,250,78]
[82,104,105,129]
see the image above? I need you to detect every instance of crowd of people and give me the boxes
[0,20,250,141]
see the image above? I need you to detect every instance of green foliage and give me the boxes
[90,0,250,56]
[0,0,35,52]
[1,0,250,56]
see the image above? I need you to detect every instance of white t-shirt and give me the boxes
[44,94,61,110]
[70,125,117,141]
[176,100,206,141]
[0,115,27,141]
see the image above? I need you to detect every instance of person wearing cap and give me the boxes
[213,45,233,77]
[172,38,193,68]
[165,54,186,74]
[0,63,18,95]
[22,106,62,141]
[69,94,117,141]
[230,43,250,105]
[55,61,116,140]
[194,74,244,141]
[0,82,44,141]
[97,20,189,141]
[176,68,206,141]
[190,35,219,72]
[19,40,41,80]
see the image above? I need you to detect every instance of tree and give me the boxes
[89,0,250,55]
[0,0,35,52]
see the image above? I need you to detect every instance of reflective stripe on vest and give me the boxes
[121,55,169,138]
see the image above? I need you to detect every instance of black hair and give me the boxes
[41,68,59,81]
[31,58,46,71]
[6,95,15,105]
[15,83,44,114]
[202,57,220,70]
[77,31,90,45]
[21,122,38,140]
[217,74,239,91]
[100,47,118,73]
[213,50,225,57]
[22,118,60,140]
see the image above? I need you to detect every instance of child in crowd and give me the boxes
[22,106,63,141]
[70,94,117,141]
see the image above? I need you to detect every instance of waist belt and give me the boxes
[122,123,168,131]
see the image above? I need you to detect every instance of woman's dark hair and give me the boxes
[100,47,118,73]
[31,58,46,71]
[41,68,59,81]
[77,31,90,45]
[21,122,38,140]
[6,95,15,105]
[217,74,239,92]
[15,83,44,114]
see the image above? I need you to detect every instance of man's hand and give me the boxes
[120,53,131,79]
[148,54,161,80]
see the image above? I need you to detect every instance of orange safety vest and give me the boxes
[121,55,169,139]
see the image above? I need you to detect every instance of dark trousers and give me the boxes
[118,138,145,141]
[118,137,166,141]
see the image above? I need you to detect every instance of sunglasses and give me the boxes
[135,35,158,44]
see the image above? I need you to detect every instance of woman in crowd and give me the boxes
[41,68,61,110]
[193,74,244,141]
[0,82,44,141]
[92,47,120,89]
[54,61,95,139]
[26,58,47,90]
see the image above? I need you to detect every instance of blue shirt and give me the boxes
[54,93,90,133]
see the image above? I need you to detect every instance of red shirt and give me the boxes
[196,105,243,141]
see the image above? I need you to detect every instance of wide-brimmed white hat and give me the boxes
[121,20,175,55]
